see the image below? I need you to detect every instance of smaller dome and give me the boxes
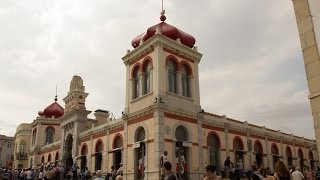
[42,96,64,118]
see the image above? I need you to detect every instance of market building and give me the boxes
[12,10,318,180]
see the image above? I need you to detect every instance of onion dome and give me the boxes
[131,12,196,48]
[41,96,64,118]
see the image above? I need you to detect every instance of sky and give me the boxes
[0,0,315,139]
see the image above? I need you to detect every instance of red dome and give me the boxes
[132,22,196,48]
[42,96,64,118]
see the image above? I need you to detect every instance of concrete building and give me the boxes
[12,10,318,180]
[0,134,14,168]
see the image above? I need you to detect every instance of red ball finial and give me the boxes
[160,10,166,22]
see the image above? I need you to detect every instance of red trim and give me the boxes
[163,47,195,63]
[131,62,142,79]
[296,144,304,148]
[283,142,294,146]
[81,143,88,155]
[127,144,133,147]
[95,139,103,152]
[112,133,123,149]
[142,57,153,72]
[207,131,221,148]
[164,112,197,124]
[269,138,280,143]
[192,143,199,146]
[41,123,60,126]
[250,134,264,139]
[228,129,246,136]
[146,139,154,143]
[80,136,91,143]
[130,47,154,65]
[128,113,154,125]
[93,132,105,139]
[165,139,173,142]
[233,136,244,150]
[254,140,263,153]
[110,127,124,134]
[179,60,193,76]
[202,124,224,132]
[203,146,208,149]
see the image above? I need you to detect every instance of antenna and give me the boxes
[161,0,164,13]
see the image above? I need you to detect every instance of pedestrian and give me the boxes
[94,170,104,180]
[204,165,217,180]
[292,166,304,180]
[304,166,315,180]
[164,161,177,180]
[160,151,169,179]
[224,156,231,178]
[274,161,290,180]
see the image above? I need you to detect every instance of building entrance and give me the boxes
[64,134,73,171]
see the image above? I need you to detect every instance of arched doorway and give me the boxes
[55,152,59,161]
[233,137,244,166]
[207,132,220,175]
[271,144,280,170]
[309,150,315,170]
[298,148,304,169]
[113,135,123,170]
[134,127,146,180]
[48,154,52,163]
[80,144,87,172]
[285,146,293,167]
[64,134,73,172]
[95,140,103,171]
[254,140,263,167]
[175,125,189,180]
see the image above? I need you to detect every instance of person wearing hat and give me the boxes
[94,170,104,180]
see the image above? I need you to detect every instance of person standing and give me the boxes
[224,156,231,178]
[204,165,217,180]
[274,161,290,180]
[304,166,315,180]
[292,167,304,180]
[160,151,169,180]
[164,161,177,180]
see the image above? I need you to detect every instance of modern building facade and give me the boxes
[12,11,318,180]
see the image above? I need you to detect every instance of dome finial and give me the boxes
[160,0,166,22]
[54,85,58,102]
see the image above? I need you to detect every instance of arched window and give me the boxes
[309,151,314,160]
[167,60,178,94]
[48,154,51,162]
[175,125,188,141]
[45,127,55,144]
[207,132,221,173]
[298,149,304,159]
[286,146,293,166]
[41,156,44,163]
[32,129,37,145]
[136,127,146,142]
[113,135,123,149]
[81,145,88,155]
[143,61,151,95]
[181,64,191,97]
[233,137,244,151]
[55,152,59,161]
[132,66,140,99]
[254,140,263,166]
[271,144,279,155]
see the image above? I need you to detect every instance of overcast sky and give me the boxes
[0,0,315,139]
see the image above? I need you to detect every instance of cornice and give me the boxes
[122,34,202,65]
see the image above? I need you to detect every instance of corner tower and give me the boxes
[122,12,203,115]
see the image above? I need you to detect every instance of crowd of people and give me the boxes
[223,156,320,180]
[0,161,123,180]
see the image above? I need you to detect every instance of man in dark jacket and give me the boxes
[164,161,177,180]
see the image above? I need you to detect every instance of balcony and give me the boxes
[15,153,27,160]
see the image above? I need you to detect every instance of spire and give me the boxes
[160,0,166,22]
